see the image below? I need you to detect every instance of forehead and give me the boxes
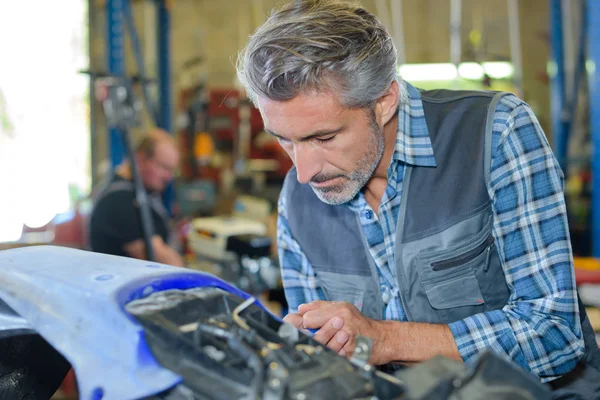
[153,141,178,162]
[258,92,352,134]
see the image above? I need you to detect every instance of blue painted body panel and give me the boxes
[0,246,255,400]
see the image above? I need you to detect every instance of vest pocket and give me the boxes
[313,269,366,312]
[417,236,492,313]
[430,235,494,271]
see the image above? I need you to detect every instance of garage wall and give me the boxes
[90,0,551,178]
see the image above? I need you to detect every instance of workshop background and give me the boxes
[1,0,599,398]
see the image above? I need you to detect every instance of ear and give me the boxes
[374,80,399,126]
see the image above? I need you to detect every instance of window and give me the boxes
[0,1,89,241]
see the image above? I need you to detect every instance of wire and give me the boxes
[232,296,256,331]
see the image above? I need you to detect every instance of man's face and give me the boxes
[138,142,179,192]
[258,91,384,205]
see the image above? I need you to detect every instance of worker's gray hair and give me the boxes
[236,0,407,108]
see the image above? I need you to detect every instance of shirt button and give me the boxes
[364,210,373,220]
[381,286,391,304]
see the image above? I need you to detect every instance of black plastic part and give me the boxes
[128,288,405,400]
[0,334,71,400]
[225,234,272,258]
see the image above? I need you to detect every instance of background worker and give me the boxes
[90,128,184,267]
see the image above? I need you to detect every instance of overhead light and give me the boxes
[482,62,514,79]
[398,63,457,81]
[399,62,514,81]
[458,62,484,80]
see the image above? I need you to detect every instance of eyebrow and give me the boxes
[265,126,345,142]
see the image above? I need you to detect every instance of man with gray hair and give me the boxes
[237,0,600,396]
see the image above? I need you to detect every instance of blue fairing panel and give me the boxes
[0,246,254,400]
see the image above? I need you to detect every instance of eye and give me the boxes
[316,135,335,143]
[277,137,291,145]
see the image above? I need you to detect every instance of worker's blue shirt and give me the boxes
[277,83,582,381]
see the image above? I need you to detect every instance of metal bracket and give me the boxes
[349,336,373,370]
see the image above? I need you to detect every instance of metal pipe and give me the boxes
[157,0,172,133]
[89,0,98,185]
[450,0,462,87]
[549,0,568,172]
[507,0,523,97]
[106,0,126,167]
[586,0,600,256]
[390,0,406,66]
[123,0,159,124]
[121,123,156,261]
[562,0,575,101]
[156,0,174,212]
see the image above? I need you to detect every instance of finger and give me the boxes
[302,307,340,329]
[297,300,328,314]
[326,329,350,353]
[312,317,344,345]
[282,313,304,330]
[341,340,355,359]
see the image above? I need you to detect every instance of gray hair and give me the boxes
[236,0,406,109]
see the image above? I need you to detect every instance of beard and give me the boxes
[309,109,385,205]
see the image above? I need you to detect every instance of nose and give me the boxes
[293,143,321,184]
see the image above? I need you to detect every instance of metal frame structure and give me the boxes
[550,0,568,173]
[105,0,173,210]
[106,0,127,167]
[550,0,600,254]
[587,0,600,256]
[157,0,174,211]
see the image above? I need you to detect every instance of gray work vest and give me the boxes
[282,90,600,398]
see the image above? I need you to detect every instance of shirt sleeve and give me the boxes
[448,95,585,381]
[277,189,326,314]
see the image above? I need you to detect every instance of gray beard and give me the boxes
[310,112,385,205]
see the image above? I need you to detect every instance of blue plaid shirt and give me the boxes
[277,83,583,381]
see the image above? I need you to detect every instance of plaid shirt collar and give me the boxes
[394,83,437,167]
[346,83,436,211]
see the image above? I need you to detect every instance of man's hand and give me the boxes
[284,309,350,354]
[284,301,461,365]
[297,301,389,365]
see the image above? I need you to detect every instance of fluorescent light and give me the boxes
[482,62,514,79]
[399,63,457,81]
[458,62,484,80]
[399,62,514,82]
